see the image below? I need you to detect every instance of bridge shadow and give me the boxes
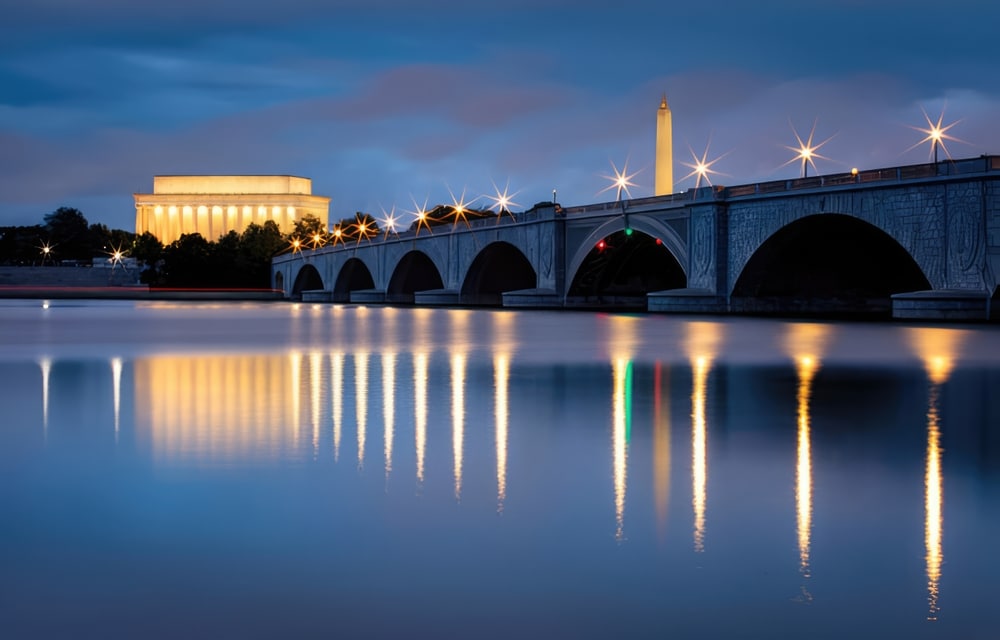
[461,241,536,306]
[732,214,931,318]
[567,229,686,309]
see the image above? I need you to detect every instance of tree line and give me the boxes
[0,206,299,289]
[0,202,534,289]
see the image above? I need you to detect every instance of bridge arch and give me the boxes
[387,250,445,302]
[461,241,537,305]
[731,213,932,315]
[568,214,688,291]
[333,257,376,301]
[291,263,322,295]
[567,226,687,305]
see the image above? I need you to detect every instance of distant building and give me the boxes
[655,95,673,195]
[133,175,330,244]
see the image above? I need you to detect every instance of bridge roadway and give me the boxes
[272,155,1000,320]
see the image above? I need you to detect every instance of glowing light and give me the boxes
[451,352,466,501]
[495,353,510,513]
[379,205,400,239]
[353,218,374,245]
[655,238,662,245]
[612,357,631,542]
[107,244,128,271]
[310,352,323,458]
[596,239,607,251]
[408,195,434,236]
[691,354,709,552]
[413,352,428,486]
[310,232,325,250]
[447,185,477,229]
[907,327,966,621]
[290,351,302,448]
[135,354,307,466]
[290,238,303,254]
[624,227,633,236]
[653,362,671,540]
[331,352,344,461]
[331,226,345,246]
[685,321,721,552]
[926,382,943,621]
[680,139,730,188]
[781,119,835,178]
[795,354,818,598]
[111,357,123,440]
[485,179,520,222]
[450,310,469,500]
[906,106,964,163]
[784,322,830,600]
[355,352,369,468]
[598,159,640,202]
[39,357,51,436]
[382,351,396,481]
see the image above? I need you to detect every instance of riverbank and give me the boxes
[0,286,284,301]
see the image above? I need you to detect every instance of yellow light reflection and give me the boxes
[686,321,721,553]
[925,386,943,622]
[653,362,671,541]
[691,355,709,552]
[451,352,466,501]
[785,322,830,599]
[907,327,966,621]
[449,310,470,500]
[495,353,509,513]
[355,352,369,469]
[134,354,303,464]
[383,351,396,481]
[493,311,516,513]
[310,352,323,458]
[111,357,123,440]
[290,352,302,448]
[331,352,344,461]
[413,352,429,486]
[612,357,631,542]
[795,355,819,591]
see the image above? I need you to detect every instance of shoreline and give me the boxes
[0,286,284,301]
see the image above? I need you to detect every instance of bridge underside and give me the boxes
[566,230,686,310]
[729,214,932,318]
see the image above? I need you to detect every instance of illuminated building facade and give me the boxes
[133,175,330,244]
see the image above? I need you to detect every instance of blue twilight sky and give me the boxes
[2,0,999,232]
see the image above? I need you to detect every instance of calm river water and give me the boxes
[1,300,998,638]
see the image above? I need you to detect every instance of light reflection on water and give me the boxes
[2,301,999,637]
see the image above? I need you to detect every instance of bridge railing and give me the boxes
[720,155,997,200]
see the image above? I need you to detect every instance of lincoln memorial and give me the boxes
[134,175,331,244]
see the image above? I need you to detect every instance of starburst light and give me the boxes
[407,195,434,236]
[447,186,477,229]
[680,139,730,188]
[905,106,964,163]
[484,180,520,222]
[379,205,401,239]
[598,159,640,201]
[780,119,835,178]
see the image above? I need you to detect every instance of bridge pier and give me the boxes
[647,288,728,314]
[891,289,993,321]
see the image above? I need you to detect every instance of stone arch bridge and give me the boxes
[273,156,1000,320]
